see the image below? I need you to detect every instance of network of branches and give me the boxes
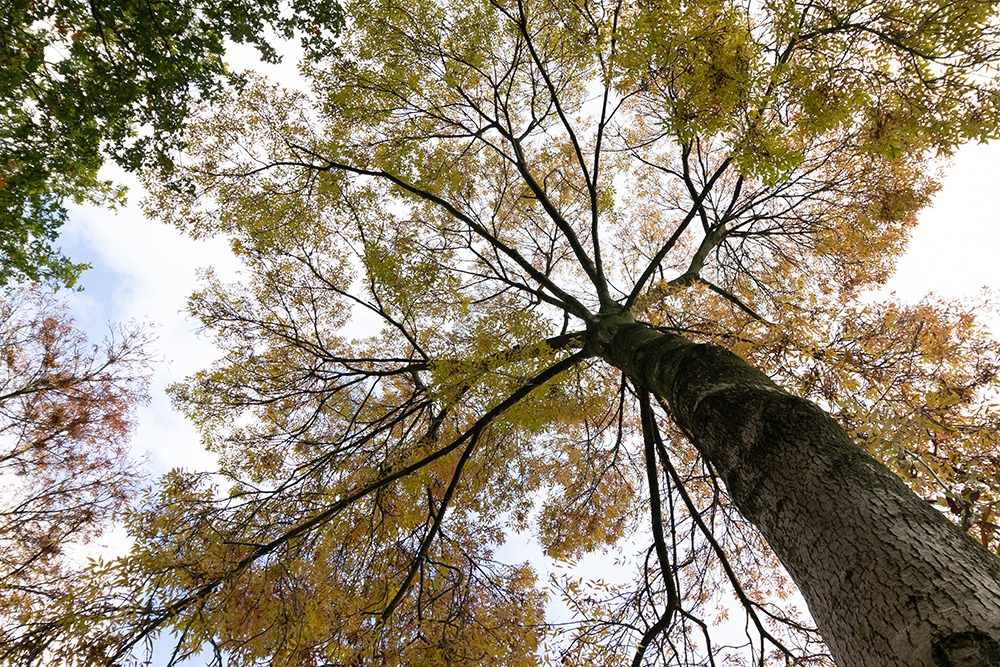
[2,0,1000,666]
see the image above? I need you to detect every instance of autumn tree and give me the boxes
[0,284,150,656]
[7,0,1000,665]
[0,0,342,287]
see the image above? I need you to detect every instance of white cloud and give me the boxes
[61,184,241,474]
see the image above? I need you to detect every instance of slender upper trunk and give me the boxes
[590,317,1000,667]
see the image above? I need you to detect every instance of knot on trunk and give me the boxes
[584,307,636,357]
[933,631,1000,667]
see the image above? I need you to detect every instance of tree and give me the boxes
[0,0,343,287]
[6,0,1000,665]
[0,284,150,657]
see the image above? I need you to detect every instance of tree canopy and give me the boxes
[0,284,150,653]
[0,0,343,287]
[3,0,1000,665]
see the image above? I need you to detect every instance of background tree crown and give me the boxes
[0,0,343,287]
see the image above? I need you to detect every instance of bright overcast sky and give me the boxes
[887,141,1000,302]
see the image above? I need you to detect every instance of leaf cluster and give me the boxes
[0,284,151,658]
[0,0,344,286]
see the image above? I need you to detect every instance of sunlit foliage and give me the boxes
[5,0,1000,665]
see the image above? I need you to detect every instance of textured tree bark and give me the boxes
[590,318,1000,667]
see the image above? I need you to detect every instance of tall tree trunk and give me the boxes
[590,317,1000,667]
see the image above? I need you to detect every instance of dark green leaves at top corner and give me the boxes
[0,0,345,288]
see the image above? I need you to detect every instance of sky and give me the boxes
[887,141,1000,303]
[62,188,238,475]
